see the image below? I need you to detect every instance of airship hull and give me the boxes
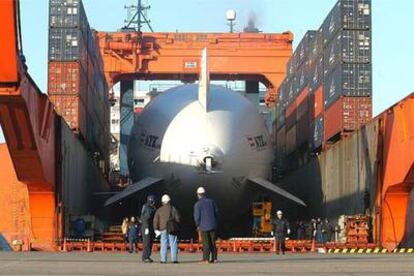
[128,85,272,235]
[128,84,273,235]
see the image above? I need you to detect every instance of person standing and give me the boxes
[296,220,306,240]
[153,194,181,264]
[324,219,334,242]
[271,210,290,255]
[193,187,219,264]
[127,217,139,253]
[121,217,129,243]
[140,195,156,263]
[335,222,341,242]
[315,218,324,244]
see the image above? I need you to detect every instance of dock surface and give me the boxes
[0,252,413,275]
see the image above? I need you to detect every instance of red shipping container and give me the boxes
[49,94,87,136]
[48,61,87,95]
[324,96,372,141]
[296,87,309,106]
[286,101,296,117]
[313,85,324,118]
[296,87,309,120]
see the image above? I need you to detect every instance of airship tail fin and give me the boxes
[104,177,163,207]
[198,48,209,111]
[247,177,307,206]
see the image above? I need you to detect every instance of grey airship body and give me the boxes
[106,49,305,235]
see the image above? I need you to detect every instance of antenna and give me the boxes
[124,0,154,33]
[226,9,237,33]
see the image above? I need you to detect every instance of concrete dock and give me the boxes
[0,252,413,275]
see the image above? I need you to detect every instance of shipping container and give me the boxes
[286,125,297,154]
[296,114,310,147]
[324,30,371,76]
[311,115,324,150]
[87,29,101,63]
[274,0,372,157]
[295,31,318,68]
[285,101,297,129]
[48,28,88,67]
[310,85,324,119]
[48,0,110,174]
[276,125,286,154]
[276,107,286,130]
[296,62,310,94]
[309,28,323,61]
[277,79,288,106]
[287,57,296,77]
[48,61,87,95]
[322,0,371,46]
[296,87,309,120]
[289,75,299,103]
[324,63,371,108]
[286,114,296,130]
[49,94,87,135]
[49,0,88,30]
[324,96,372,141]
[309,56,323,91]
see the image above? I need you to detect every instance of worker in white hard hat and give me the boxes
[153,194,181,263]
[271,210,290,255]
[194,187,219,264]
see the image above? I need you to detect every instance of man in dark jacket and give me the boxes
[296,220,306,240]
[323,219,334,242]
[272,210,290,255]
[153,194,181,264]
[140,195,156,263]
[193,186,219,264]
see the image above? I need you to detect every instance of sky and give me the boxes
[1,0,414,142]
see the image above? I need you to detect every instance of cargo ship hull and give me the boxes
[275,94,414,249]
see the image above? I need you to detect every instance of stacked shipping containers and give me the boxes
[322,0,371,142]
[274,0,371,159]
[48,0,110,173]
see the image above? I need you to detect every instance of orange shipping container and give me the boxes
[313,85,324,118]
[48,61,87,95]
[324,96,372,141]
[296,87,309,107]
[286,101,297,117]
[49,94,87,135]
[296,87,309,120]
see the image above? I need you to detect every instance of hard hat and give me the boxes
[197,187,206,194]
[161,194,171,204]
[276,210,283,215]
